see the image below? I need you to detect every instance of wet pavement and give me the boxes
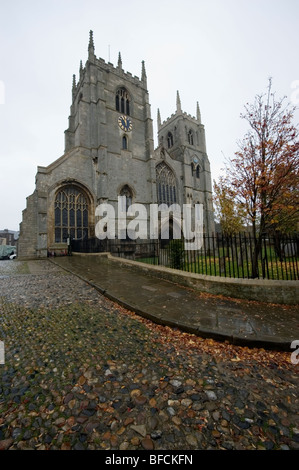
[53,254,299,351]
[0,258,298,451]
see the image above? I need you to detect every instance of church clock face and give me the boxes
[118,115,132,132]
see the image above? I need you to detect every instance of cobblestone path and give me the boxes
[0,260,298,450]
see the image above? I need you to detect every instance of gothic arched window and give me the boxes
[188,130,194,145]
[167,132,174,149]
[156,162,177,206]
[116,87,130,115]
[196,165,200,179]
[120,185,133,212]
[122,135,128,150]
[54,186,89,242]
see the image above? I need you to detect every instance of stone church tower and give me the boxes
[155,91,214,236]
[18,31,214,259]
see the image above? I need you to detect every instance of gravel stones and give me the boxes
[141,437,154,450]
[205,391,217,401]
[170,379,182,388]
[0,259,298,450]
[130,425,147,437]
[0,439,13,450]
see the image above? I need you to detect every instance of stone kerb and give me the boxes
[73,252,298,306]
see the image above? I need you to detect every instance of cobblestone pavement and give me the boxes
[0,260,298,450]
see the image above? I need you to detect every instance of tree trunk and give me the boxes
[273,231,284,261]
[251,236,262,278]
[250,217,263,279]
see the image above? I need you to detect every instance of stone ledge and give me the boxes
[72,252,298,305]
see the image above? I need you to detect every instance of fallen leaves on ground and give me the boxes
[112,301,295,369]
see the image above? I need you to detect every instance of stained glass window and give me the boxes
[156,162,177,206]
[54,186,89,242]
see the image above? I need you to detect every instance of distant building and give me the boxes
[0,229,18,246]
[18,31,214,259]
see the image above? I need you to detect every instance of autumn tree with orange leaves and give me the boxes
[213,176,246,236]
[219,79,299,277]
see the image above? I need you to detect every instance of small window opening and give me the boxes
[167,132,173,148]
[122,135,128,150]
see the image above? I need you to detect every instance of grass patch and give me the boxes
[136,247,299,280]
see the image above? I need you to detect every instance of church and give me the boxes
[18,31,214,259]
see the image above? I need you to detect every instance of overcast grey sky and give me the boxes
[1,0,299,231]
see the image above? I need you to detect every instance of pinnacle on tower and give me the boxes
[88,30,95,59]
[72,74,76,90]
[176,90,182,113]
[118,52,123,69]
[142,60,147,80]
[196,101,201,123]
[157,108,162,130]
[72,74,76,97]
[79,60,83,77]
[141,60,147,88]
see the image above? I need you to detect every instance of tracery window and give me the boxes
[116,87,130,115]
[156,162,177,206]
[54,186,89,242]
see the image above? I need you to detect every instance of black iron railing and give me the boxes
[71,237,108,253]
[109,233,299,281]
[71,233,299,280]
